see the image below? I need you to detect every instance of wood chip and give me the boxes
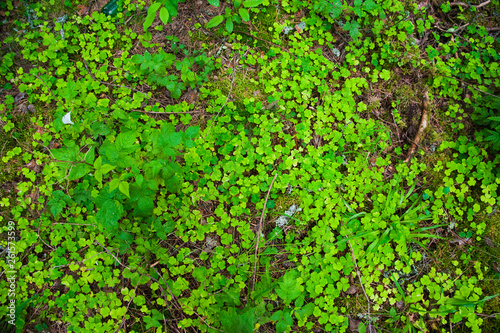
[345,285,358,295]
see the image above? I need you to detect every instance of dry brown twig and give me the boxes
[449,0,490,9]
[252,172,278,292]
[405,91,429,163]
[346,237,374,333]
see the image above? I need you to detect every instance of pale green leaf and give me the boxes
[239,8,250,22]
[225,18,233,33]
[119,181,130,198]
[144,2,162,31]
[206,15,224,28]
[159,6,169,25]
[243,0,263,8]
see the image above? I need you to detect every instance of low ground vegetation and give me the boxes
[0,0,499,332]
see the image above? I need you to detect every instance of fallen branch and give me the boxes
[404,91,429,163]
[252,172,278,292]
[449,0,490,9]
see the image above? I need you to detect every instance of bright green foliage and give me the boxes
[1,0,499,332]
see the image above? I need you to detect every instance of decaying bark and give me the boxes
[404,91,429,162]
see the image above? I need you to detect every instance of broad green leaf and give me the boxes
[115,131,138,154]
[239,8,250,22]
[109,178,121,192]
[100,164,115,174]
[164,0,178,18]
[51,146,78,162]
[96,199,123,232]
[295,302,314,321]
[219,307,254,333]
[206,15,224,28]
[104,144,121,164]
[135,196,154,217]
[225,18,234,33]
[91,121,112,137]
[363,0,377,11]
[94,156,102,170]
[84,147,95,164]
[185,126,200,139]
[275,270,302,304]
[48,192,68,217]
[119,181,130,198]
[58,81,79,100]
[144,309,163,329]
[165,175,181,193]
[146,160,165,178]
[207,0,220,6]
[159,6,169,25]
[144,2,162,31]
[275,309,293,333]
[131,54,143,64]
[162,165,175,180]
[166,132,182,147]
[68,163,92,181]
[243,0,263,8]
[331,0,342,18]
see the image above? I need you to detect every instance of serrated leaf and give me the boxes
[363,0,377,11]
[84,148,95,164]
[185,126,200,139]
[144,2,162,31]
[100,164,115,174]
[135,196,154,217]
[115,131,138,154]
[159,6,169,25]
[239,8,250,21]
[295,302,314,321]
[164,0,178,18]
[96,199,123,232]
[109,178,121,192]
[94,156,103,170]
[219,307,254,333]
[207,0,220,6]
[48,194,66,217]
[206,15,224,28]
[275,271,302,304]
[51,147,78,162]
[119,181,130,198]
[243,0,263,8]
[147,160,165,178]
[162,165,175,180]
[166,132,183,147]
[165,175,181,193]
[225,18,234,33]
[131,54,143,64]
[68,163,92,181]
